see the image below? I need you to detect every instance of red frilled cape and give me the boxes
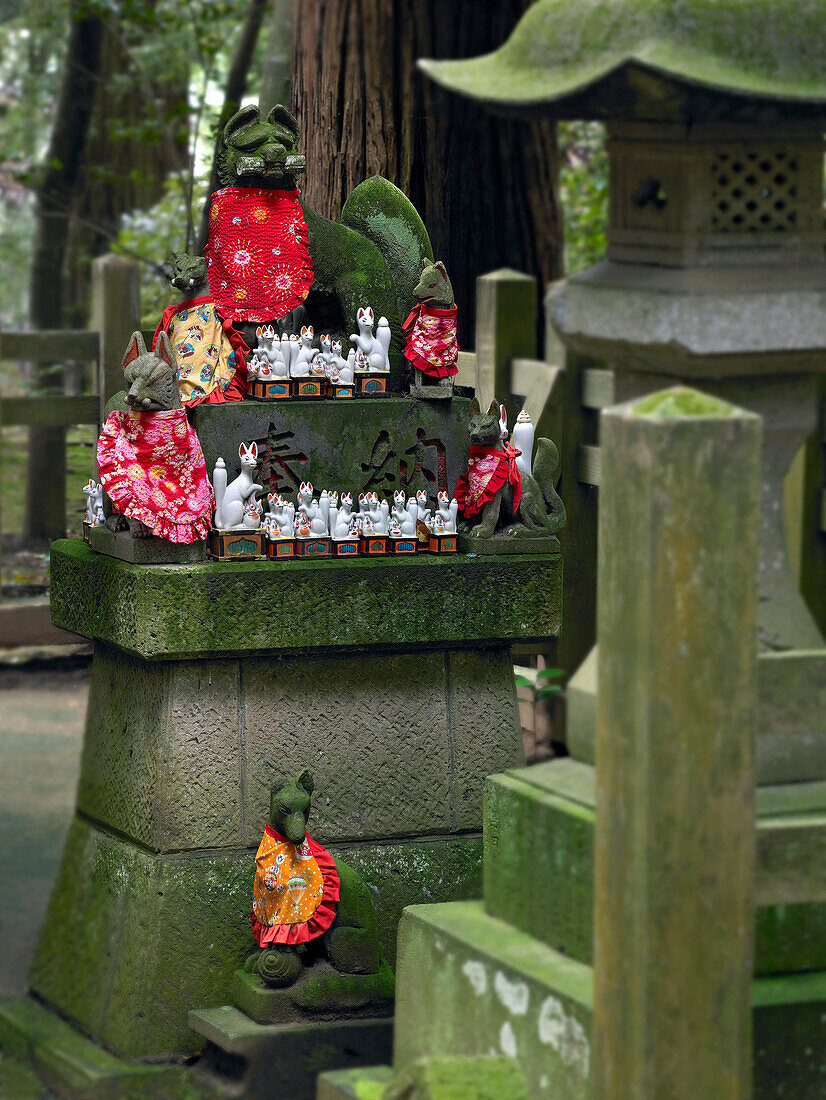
[153,295,249,407]
[204,187,314,323]
[251,825,341,947]
[454,444,522,518]
[96,407,213,543]
[402,302,459,379]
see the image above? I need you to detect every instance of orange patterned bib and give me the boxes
[250,825,341,947]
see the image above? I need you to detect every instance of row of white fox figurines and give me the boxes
[248,308,390,385]
[211,442,458,539]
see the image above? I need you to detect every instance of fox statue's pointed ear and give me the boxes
[121,331,146,372]
[223,103,259,139]
[155,331,175,370]
[422,257,429,270]
[487,400,500,416]
[297,768,314,795]
[266,103,299,140]
[469,397,481,415]
[434,261,448,277]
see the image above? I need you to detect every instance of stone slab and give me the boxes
[0,996,194,1099]
[457,534,560,556]
[30,816,483,1059]
[483,760,826,974]
[230,962,395,1025]
[317,1064,394,1100]
[190,396,471,502]
[76,643,522,850]
[393,902,826,1100]
[189,1008,392,1100]
[87,527,206,565]
[568,646,826,785]
[49,540,561,659]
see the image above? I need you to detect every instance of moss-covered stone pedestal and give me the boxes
[6,498,559,1096]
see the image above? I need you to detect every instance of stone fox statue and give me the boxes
[176,103,434,388]
[246,770,381,988]
[456,398,566,539]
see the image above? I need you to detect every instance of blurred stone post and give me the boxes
[594,387,761,1100]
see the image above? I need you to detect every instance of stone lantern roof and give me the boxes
[418,0,826,121]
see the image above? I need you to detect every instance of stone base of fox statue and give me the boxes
[25,530,560,1071]
[88,524,207,564]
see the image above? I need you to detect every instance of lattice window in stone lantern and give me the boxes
[711,150,799,233]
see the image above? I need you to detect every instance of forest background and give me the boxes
[0,0,607,556]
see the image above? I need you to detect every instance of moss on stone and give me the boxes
[633,387,735,419]
[384,1055,530,1100]
[418,0,826,114]
[341,177,433,332]
[49,540,562,660]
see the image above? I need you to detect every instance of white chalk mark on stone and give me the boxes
[461,959,487,996]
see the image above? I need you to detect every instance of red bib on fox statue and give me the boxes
[454,444,522,517]
[402,302,459,379]
[204,187,313,323]
[251,824,340,948]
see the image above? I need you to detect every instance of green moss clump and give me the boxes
[634,387,734,419]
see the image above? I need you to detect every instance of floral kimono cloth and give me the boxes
[453,443,522,518]
[153,296,249,407]
[96,408,212,543]
[204,187,314,323]
[251,824,341,948]
[402,302,459,379]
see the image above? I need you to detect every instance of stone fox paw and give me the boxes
[249,769,382,987]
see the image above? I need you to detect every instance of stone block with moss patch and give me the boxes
[317,1064,394,1100]
[483,759,826,976]
[393,901,826,1100]
[383,1055,530,1100]
[230,961,394,1025]
[29,816,483,1060]
[49,542,561,661]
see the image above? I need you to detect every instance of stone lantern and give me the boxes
[408,2,826,1094]
[421,0,826,779]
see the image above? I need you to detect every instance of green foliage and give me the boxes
[558,121,608,275]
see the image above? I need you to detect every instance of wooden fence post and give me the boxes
[474,269,536,412]
[594,387,761,1100]
[92,254,141,417]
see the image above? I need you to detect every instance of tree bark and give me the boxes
[291,0,562,348]
[26,0,104,542]
[197,0,271,249]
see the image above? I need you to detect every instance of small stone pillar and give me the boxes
[594,388,760,1100]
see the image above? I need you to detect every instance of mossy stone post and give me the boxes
[594,388,761,1100]
[474,270,536,416]
[91,254,141,417]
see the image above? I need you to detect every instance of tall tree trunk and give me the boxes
[26,0,104,542]
[292,0,562,348]
[197,0,271,250]
[64,15,189,329]
[259,0,295,117]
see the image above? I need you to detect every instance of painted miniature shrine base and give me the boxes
[230,959,395,1026]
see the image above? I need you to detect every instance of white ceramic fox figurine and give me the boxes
[366,491,389,535]
[213,442,262,530]
[330,340,354,383]
[265,493,295,539]
[392,490,417,536]
[388,516,402,538]
[432,513,445,535]
[320,334,333,366]
[350,306,390,372]
[293,325,316,375]
[329,491,354,540]
[414,489,432,530]
[83,479,105,526]
[436,490,459,533]
[297,481,328,536]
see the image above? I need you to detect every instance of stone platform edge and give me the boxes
[49,539,561,659]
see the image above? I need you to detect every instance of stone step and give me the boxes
[394,901,826,1100]
[318,1057,530,1099]
[316,1065,393,1100]
[189,1006,392,1100]
[0,996,192,1099]
[483,758,826,974]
